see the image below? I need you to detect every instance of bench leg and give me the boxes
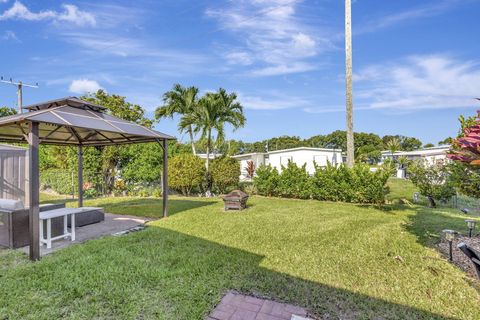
[39,219,44,246]
[64,215,68,239]
[46,218,52,249]
[71,213,75,242]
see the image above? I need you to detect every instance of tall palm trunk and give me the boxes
[205,128,213,194]
[188,125,196,155]
[345,0,355,167]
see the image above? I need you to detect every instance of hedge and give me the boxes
[254,162,391,204]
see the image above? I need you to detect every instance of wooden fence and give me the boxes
[0,144,28,204]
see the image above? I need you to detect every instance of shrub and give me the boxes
[211,157,240,194]
[277,161,313,199]
[168,154,205,196]
[408,161,456,207]
[254,162,390,204]
[40,170,74,195]
[254,165,280,197]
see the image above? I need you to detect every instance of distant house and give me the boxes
[380,145,450,165]
[196,153,223,160]
[232,147,343,181]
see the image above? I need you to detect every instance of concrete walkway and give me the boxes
[207,292,312,320]
[20,213,150,256]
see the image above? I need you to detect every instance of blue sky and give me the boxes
[0,0,479,145]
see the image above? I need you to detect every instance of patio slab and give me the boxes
[19,213,150,256]
[207,292,312,320]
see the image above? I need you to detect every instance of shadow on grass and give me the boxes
[1,225,460,319]
[41,196,218,219]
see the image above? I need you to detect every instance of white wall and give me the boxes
[267,149,342,174]
[237,154,265,181]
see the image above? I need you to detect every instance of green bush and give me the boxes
[254,165,280,197]
[277,162,313,199]
[40,170,74,195]
[211,157,240,194]
[408,161,456,207]
[254,162,390,204]
[168,154,205,196]
[312,163,390,204]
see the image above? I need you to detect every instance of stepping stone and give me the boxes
[207,291,312,320]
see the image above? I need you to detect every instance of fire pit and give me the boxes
[222,190,249,210]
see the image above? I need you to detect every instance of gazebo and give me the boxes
[0,97,175,260]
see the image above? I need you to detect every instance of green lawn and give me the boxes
[0,185,479,319]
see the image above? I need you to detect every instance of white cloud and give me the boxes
[356,0,465,34]
[56,4,96,27]
[0,1,96,27]
[239,91,310,110]
[1,30,18,41]
[354,55,480,111]
[206,0,331,76]
[224,51,253,65]
[69,79,103,94]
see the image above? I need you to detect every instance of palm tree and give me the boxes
[155,84,199,155]
[345,0,354,167]
[386,137,401,158]
[181,88,246,191]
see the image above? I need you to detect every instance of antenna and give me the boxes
[0,76,39,113]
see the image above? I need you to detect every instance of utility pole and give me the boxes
[0,77,38,113]
[345,0,355,167]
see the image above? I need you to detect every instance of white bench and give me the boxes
[39,208,80,249]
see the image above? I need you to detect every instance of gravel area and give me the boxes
[437,234,480,278]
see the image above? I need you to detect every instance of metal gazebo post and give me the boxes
[28,121,40,261]
[162,139,168,218]
[78,145,83,208]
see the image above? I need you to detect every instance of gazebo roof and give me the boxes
[0,97,175,146]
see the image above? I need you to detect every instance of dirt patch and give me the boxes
[437,234,480,279]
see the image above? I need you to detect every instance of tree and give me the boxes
[156,84,199,155]
[447,110,480,198]
[438,137,453,146]
[181,88,245,192]
[0,106,17,117]
[211,157,240,194]
[345,0,354,167]
[423,143,434,148]
[382,135,422,151]
[356,145,381,164]
[245,160,255,179]
[386,137,401,156]
[168,154,205,196]
[408,161,456,208]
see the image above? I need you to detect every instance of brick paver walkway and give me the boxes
[206,292,311,320]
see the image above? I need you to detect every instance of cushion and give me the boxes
[0,199,24,211]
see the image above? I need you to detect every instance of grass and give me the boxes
[0,182,479,319]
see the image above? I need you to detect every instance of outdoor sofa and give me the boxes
[0,199,65,249]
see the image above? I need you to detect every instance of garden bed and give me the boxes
[437,234,480,279]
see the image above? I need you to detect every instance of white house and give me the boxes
[232,147,343,181]
[380,145,450,166]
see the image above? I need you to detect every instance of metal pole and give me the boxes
[17,82,23,113]
[78,145,83,208]
[469,228,473,238]
[28,122,40,261]
[449,241,453,262]
[345,0,355,167]
[162,139,168,218]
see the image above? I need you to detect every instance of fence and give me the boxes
[412,192,480,212]
[40,169,163,199]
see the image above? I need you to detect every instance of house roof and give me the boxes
[0,97,175,146]
[233,147,342,158]
[0,143,27,151]
[265,147,342,155]
[381,145,450,157]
